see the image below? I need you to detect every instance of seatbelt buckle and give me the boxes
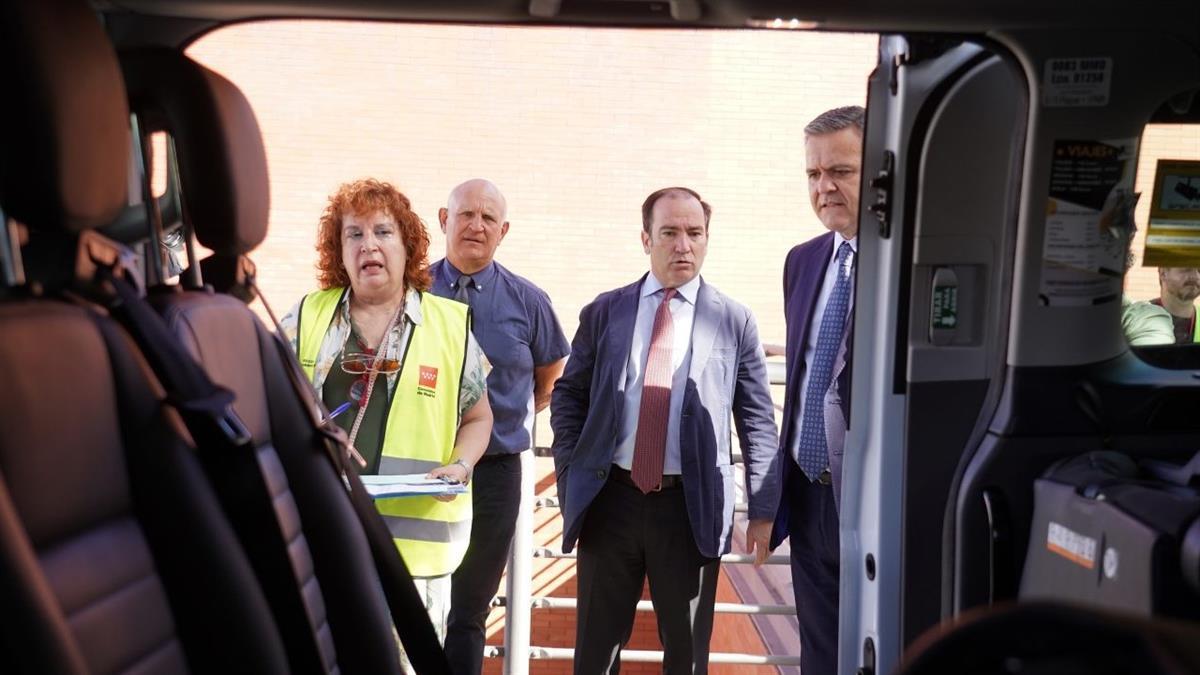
[171,388,252,450]
[214,406,252,447]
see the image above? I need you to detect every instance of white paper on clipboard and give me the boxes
[359,474,467,499]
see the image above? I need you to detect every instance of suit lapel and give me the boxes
[782,232,836,441]
[787,232,835,369]
[607,276,644,418]
[688,279,721,382]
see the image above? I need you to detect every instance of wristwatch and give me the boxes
[451,458,472,485]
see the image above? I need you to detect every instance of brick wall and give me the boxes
[187,22,878,347]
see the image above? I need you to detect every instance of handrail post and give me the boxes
[503,421,536,673]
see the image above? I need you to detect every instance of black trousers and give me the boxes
[574,475,720,675]
[444,452,523,675]
[787,463,840,675]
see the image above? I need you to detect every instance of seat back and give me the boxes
[120,47,403,675]
[0,1,290,673]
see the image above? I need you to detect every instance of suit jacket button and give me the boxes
[596,469,607,479]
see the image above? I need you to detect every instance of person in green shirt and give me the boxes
[1150,267,1200,344]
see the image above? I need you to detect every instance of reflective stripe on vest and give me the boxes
[297,288,473,577]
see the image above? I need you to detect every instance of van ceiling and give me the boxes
[100,0,1200,39]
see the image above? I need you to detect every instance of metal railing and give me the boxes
[530,546,792,567]
[501,450,536,671]
[494,595,795,616]
[493,360,796,671]
[486,645,801,665]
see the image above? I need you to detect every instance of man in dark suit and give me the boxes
[771,105,865,675]
[551,187,781,674]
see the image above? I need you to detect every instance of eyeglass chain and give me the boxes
[345,298,406,458]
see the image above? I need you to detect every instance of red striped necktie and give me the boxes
[631,287,677,493]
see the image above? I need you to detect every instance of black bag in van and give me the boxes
[1020,450,1200,619]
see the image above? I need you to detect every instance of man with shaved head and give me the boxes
[431,179,570,674]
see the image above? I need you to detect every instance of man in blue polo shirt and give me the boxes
[432,178,570,674]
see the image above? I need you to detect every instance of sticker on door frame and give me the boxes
[1039,137,1140,306]
[1043,57,1113,108]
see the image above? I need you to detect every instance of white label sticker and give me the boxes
[1043,57,1112,107]
[1047,521,1097,569]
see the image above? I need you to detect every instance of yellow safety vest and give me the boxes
[297,287,472,577]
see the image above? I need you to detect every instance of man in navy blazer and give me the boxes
[771,106,865,675]
[551,187,780,674]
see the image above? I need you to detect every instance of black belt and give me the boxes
[792,457,833,486]
[475,452,522,465]
[609,465,683,491]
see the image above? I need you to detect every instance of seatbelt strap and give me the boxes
[86,265,343,670]
[95,264,253,451]
[251,275,452,675]
[95,260,449,673]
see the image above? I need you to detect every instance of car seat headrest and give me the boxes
[0,0,131,233]
[120,48,269,255]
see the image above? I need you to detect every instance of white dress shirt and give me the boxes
[613,274,701,475]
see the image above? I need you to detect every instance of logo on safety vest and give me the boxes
[418,365,439,398]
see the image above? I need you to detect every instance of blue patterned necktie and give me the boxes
[795,241,853,481]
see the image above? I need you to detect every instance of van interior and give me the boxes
[2,0,1200,674]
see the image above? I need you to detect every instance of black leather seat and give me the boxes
[0,1,291,673]
[117,47,405,675]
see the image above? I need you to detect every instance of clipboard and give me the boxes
[359,474,467,499]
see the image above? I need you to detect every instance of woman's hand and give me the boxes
[427,462,470,501]
[425,393,492,501]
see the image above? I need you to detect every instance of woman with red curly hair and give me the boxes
[281,179,491,668]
